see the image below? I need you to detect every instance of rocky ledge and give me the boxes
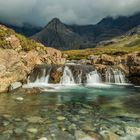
[71,52,140,85]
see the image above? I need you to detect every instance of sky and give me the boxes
[0,0,140,27]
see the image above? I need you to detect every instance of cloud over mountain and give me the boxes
[0,0,140,27]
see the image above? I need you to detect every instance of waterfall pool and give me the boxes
[0,84,140,140]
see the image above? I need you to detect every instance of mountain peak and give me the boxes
[47,18,62,26]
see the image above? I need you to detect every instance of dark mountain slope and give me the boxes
[32,12,140,50]
[31,18,85,50]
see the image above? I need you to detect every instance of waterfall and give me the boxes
[25,64,127,89]
[60,66,75,85]
[86,70,101,84]
[114,69,126,83]
[28,66,51,84]
[106,68,126,84]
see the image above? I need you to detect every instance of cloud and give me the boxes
[0,0,140,27]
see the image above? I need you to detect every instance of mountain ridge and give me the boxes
[31,12,140,50]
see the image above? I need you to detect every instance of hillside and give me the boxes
[64,25,140,60]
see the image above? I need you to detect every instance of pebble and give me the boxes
[27,128,38,134]
[57,116,66,121]
[26,116,44,123]
[38,137,48,140]
[75,130,96,140]
[3,121,10,126]
[14,128,23,135]
[16,97,24,101]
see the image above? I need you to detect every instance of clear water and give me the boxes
[0,85,140,140]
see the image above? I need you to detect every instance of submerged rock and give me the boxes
[26,116,44,123]
[27,128,38,134]
[9,82,22,91]
[38,137,48,140]
[75,130,96,140]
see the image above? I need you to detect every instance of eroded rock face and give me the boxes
[0,49,26,92]
[89,52,140,85]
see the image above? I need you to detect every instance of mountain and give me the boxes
[31,12,140,50]
[68,12,140,45]
[31,18,86,50]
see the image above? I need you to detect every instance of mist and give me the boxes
[0,0,140,27]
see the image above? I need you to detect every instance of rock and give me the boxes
[100,131,119,140]
[15,97,24,101]
[14,128,23,135]
[38,137,48,140]
[27,128,38,134]
[14,118,22,122]
[9,82,22,91]
[49,65,63,83]
[79,109,89,114]
[2,130,13,135]
[26,116,44,123]
[0,49,26,93]
[125,126,140,136]
[57,116,66,121]
[75,130,96,140]
[3,121,10,126]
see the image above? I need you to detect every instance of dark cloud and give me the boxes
[0,0,140,27]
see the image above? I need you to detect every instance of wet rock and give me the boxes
[15,97,24,101]
[3,120,10,126]
[79,109,89,114]
[14,118,22,122]
[38,137,48,140]
[26,116,44,123]
[100,131,119,140]
[14,128,23,135]
[2,130,13,139]
[57,116,66,121]
[9,82,22,91]
[125,126,140,136]
[27,128,38,134]
[75,130,96,140]
[68,124,77,130]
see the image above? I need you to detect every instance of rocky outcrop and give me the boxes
[88,52,140,85]
[0,25,66,92]
[0,49,26,92]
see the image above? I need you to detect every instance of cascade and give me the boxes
[26,64,127,88]
[28,65,51,84]
[60,66,75,85]
[86,70,101,84]
[105,68,126,84]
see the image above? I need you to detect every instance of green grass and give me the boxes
[64,33,140,60]
[16,34,44,51]
[0,25,45,51]
[64,46,140,60]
